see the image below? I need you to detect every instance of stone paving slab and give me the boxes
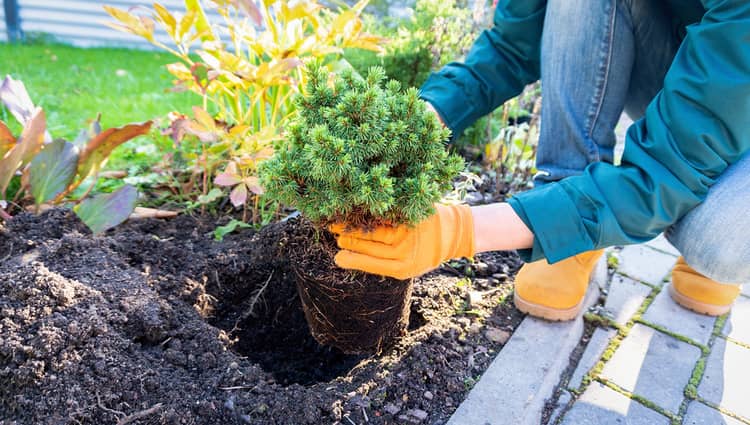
[569,328,617,391]
[645,234,680,257]
[616,245,677,286]
[560,382,670,425]
[684,400,747,425]
[723,295,750,346]
[599,324,701,414]
[604,274,652,327]
[545,389,572,425]
[698,337,750,421]
[447,260,606,425]
[641,285,716,346]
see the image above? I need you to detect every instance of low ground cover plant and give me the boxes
[0,76,151,233]
[260,63,463,353]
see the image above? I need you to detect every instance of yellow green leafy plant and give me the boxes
[105,0,384,223]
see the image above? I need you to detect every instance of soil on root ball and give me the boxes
[285,218,414,355]
[0,209,524,425]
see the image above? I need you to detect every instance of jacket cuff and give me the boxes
[507,183,596,263]
[419,74,475,140]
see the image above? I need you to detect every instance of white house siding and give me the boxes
[12,0,223,49]
[1,3,7,42]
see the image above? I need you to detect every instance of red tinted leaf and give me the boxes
[214,172,242,186]
[0,108,46,196]
[244,176,264,195]
[229,183,247,207]
[77,121,153,181]
[0,121,15,158]
[233,0,263,26]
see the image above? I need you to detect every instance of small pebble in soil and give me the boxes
[384,403,401,415]
[467,291,483,308]
[408,408,429,421]
[484,327,511,344]
[473,262,490,275]
[423,391,434,401]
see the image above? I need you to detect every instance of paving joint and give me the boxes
[634,318,708,351]
[695,397,750,424]
[595,377,678,422]
[720,334,750,350]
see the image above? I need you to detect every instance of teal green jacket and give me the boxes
[420,0,750,263]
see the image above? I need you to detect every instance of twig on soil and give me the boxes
[1,242,13,262]
[238,271,273,321]
[129,207,179,220]
[96,392,125,418]
[344,415,358,425]
[362,407,369,423]
[115,403,164,425]
[440,263,464,277]
[219,385,258,391]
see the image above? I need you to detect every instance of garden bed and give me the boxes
[0,209,523,425]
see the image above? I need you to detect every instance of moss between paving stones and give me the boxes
[635,319,707,349]
[597,378,679,422]
[557,263,742,425]
[683,315,728,401]
[577,286,660,391]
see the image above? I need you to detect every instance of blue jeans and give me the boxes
[539,0,750,283]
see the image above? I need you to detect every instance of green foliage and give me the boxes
[106,0,384,223]
[346,0,485,88]
[260,64,463,226]
[0,76,147,233]
[213,219,252,241]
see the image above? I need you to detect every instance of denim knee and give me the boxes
[665,153,750,284]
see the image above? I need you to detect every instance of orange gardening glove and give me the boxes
[329,204,475,280]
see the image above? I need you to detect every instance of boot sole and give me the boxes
[513,291,584,322]
[668,284,733,317]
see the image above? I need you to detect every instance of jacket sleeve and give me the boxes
[508,0,750,263]
[419,1,547,138]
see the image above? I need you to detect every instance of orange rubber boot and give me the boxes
[669,257,741,316]
[513,250,604,321]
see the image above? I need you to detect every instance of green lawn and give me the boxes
[0,42,195,139]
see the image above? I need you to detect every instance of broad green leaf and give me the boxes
[76,121,153,182]
[0,108,45,196]
[29,140,79,205]
[196,187,223,204]
[214,218,252,241]
[74,185,138,234]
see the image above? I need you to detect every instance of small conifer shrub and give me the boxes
[261,63,463,228]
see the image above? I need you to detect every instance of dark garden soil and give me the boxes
[0,209,524,425]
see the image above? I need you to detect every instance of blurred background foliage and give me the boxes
[1,0,540,228]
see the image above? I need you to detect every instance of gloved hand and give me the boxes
[330,204,475,280]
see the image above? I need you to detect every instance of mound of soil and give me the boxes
[0,209,523,425]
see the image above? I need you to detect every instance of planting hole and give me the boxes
[210,269,367,387]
